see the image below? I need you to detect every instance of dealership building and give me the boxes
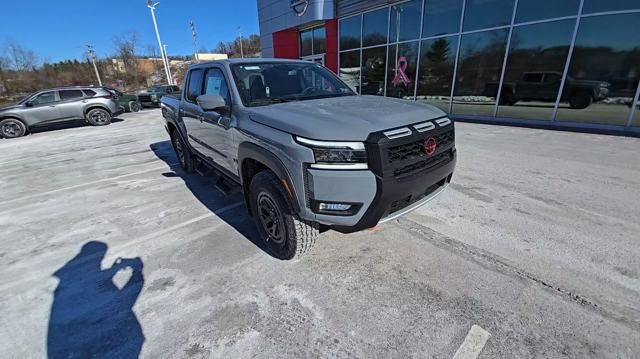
[257,0,640,135]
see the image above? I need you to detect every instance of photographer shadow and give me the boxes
[47,241,145,359]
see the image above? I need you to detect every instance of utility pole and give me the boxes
[238,27,244,58]
[190,21,200,63]
[146,0,172,85]
[85,44,102,86]
[163,44,173,84]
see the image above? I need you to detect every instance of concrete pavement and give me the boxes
[0,110,638,358]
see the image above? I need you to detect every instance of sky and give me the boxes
[0,0,260,63]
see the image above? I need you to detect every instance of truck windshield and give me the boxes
[230,62,355,107]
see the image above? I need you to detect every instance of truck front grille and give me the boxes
[387,132,455,164]
[366,122,455,180]
[138,95,152,102]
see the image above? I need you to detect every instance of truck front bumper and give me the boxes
[303,148,456,233]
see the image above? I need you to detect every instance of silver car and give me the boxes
[0,86,123,138]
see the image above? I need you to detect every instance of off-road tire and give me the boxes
[249,170,318,260]
[86,108,112,126]
[170,130,196,173]
[0,118,27,138]
[569,93,592,110]
[129,101,141,112]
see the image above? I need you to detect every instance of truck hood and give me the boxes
[246,95,446,141]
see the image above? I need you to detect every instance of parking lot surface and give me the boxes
[1,110,639,358]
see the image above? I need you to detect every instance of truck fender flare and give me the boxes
[237,142,301,213]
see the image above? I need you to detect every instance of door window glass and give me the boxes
[556,13,640,126]
[204,68,231,105]
[313,27,326,54]
[363,8,389,47]
[83,89,96,97]
[497,19,574,120]
[423,0,463,38]
[583,0,640,14]
[416,36,458,112]
[515,0,579,23]
[452,29,509,116]
[463,0,515,31]
[31,91,57,105]
[389,0,422,43]
[186,69,204,103]
[300,30,313,57]
[340,16,361,50]
[59,90,84,101]
[361,46,387,96]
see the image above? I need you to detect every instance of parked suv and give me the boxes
[0,86,122,138]
[162,59,456,259]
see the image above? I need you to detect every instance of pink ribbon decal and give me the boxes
[392,56,412,87]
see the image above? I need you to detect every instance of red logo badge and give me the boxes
[424,137,437,156]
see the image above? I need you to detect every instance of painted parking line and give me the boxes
[0,163,177,207]
[453,325,491,359]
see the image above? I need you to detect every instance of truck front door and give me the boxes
[181,69,208,155]
[196,66,236,172]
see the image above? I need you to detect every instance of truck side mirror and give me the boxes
[196,94,227,112]
[25,101,33,107]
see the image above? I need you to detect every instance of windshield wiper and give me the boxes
[248,98,291,106]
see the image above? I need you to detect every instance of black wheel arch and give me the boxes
[84,105,112,117]
[238,142,301,214]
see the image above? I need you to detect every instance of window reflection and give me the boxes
[390,0,422,43]
[583,0,640,14]
[632,97,640,127]
[313,27,326,54]
[423,0,463,38]
[387,41,419,99]
[497,20,575,120]
[300,30,312,57]
[515,0,579,23]
[463,0,515,31]
[339,51,361,94]
[556,13,640,126]
[363,8,388,47]
[452,29,509,116]
[340,16,361,50]
[361,46,387,96]
[417,36,458,112]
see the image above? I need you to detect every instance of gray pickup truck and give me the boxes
[161,59,456,259]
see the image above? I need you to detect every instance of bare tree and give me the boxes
[113,31,140,86]
[5,41,39,71]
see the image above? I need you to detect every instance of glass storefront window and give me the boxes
[583,0,640,14]
[515,0,579,23]
[452,29,509,116]
[386,41,419,99]
[632,97,640,127]
[363,8,389,47]
[313,27,326,54]
[423,0,463,38]
[497,20,575,120]
[416,36,458,112]
[300,30,313,57]
[463,0,515,31]
[339,51,361,94]
[361,46,387,96]
[389,0,422,43]
[340,16,361,50]
[556,13,640,126]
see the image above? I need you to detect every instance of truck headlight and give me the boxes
[295,136,368,170]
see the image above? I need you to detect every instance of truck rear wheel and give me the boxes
[86,108,111,126]
[249,171,318,260]
[129,101,141,112]
[569,93,592,109]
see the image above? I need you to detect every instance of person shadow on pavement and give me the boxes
[47,241,145,359]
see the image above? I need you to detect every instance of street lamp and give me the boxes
[85,44,102,86]
[146,0,172,85]
[238,27,244,58]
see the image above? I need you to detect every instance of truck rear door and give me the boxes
[181,69,208,155]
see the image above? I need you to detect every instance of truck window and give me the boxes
[171,86,180,92]
[204,68,231,105]
[31,91,57,105]
[186,69,205,103]
[544,73,561,83]
[522,73,544,82]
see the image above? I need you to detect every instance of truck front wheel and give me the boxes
[249,171,318,260]
[569,93,592,109]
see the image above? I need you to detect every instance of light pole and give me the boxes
[85,44,102,86]
[146,0,172,85]
[238,27,244,58]
[190,21,199,63]
[163,44,173,84]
